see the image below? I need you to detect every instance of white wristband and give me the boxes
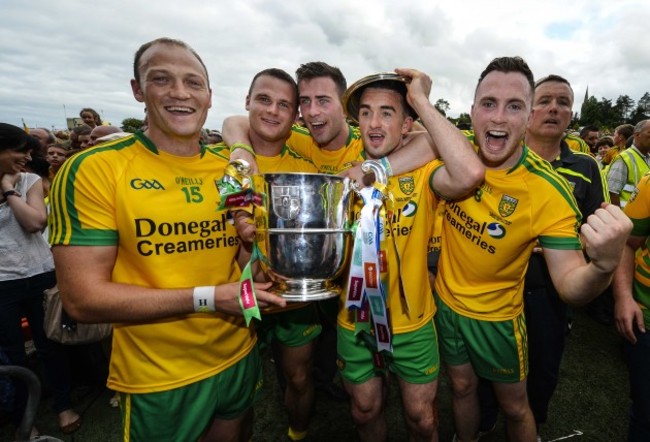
[193,286,216,313]
[379,156,393,177]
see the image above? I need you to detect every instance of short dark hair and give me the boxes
[535,74,574,102]
[476,56,534,98]
[248,68,298,105]
[133,37,209,87]
[296,62,347,98]
[580,125,599,138]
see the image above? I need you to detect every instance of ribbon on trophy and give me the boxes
[345,161,393,354]
[237,242,264,325]
[215,160,267,325]
[216,160,253,210]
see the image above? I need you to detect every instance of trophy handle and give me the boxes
[361,160,388,186]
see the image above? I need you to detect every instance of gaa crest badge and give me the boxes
[498,194,518,218]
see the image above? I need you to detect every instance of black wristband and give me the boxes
[2,189,21,199]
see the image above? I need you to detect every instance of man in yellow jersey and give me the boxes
[477,74,609,439]
[223,61,442,403]
[336,69,483,442]
[606,120,650,207]
[224,62,363,404]
[48,38,285,441]
[231,68,322,442]
[613,175,650,441]
[223,62,436,180]
[434,56,631,442]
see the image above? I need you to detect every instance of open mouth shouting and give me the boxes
[366,131,386,148]
[485,130,508,152]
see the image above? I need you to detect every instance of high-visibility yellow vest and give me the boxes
[613,147,650,207]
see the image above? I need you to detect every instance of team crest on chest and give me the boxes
[398,177,415,195]
[498,194,518,217]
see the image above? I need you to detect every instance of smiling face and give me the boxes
[471,71,532,169]
[0,149,32,174]
[528,80,574,142]
[358,87,412,159]
[81,111,98,128]
[298,76,347,150]
[246,74,297,145]
[130,42,212,146]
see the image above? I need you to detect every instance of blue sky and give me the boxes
[1,0,648,131]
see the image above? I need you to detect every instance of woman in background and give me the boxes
[0,123,80,437]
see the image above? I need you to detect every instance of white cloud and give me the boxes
[1,0,649,131]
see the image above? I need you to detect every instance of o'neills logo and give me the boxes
[349,277,363,301]
[240,280,256,309]
[364,263,378,288]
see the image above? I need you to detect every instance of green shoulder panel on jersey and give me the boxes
[204,143,230,161]
[281,145,318,169]
[348,124,362,141]
[49,134,138,245]
[522,148,582,221]
[291,124,311,136]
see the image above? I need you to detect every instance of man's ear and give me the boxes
[401,116,414,135]
[245,95,251,111]
[131,79,144,103]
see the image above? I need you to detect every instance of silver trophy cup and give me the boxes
[252,173,354,301]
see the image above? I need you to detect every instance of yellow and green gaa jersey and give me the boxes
[434,144,582,321]
[255,145,318,314]
[48,132,255,394]
[289,124,364,174]
[622,174,650,328]
[564,133,591,154]
[339,160,443,334]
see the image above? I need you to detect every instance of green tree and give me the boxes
[615,95,635,121]
[638,92,650,113]
[121,117,144,133]
[454,112,472,130]
[434,98,450,117]
[629,105,649,125]
[579,96,601,126]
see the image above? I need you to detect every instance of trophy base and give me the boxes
[271,279,341,302]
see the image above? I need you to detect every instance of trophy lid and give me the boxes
[342,72,418,123]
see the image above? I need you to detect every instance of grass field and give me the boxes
[0,308,631,441]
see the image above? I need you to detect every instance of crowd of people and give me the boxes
[1,36,649,442]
